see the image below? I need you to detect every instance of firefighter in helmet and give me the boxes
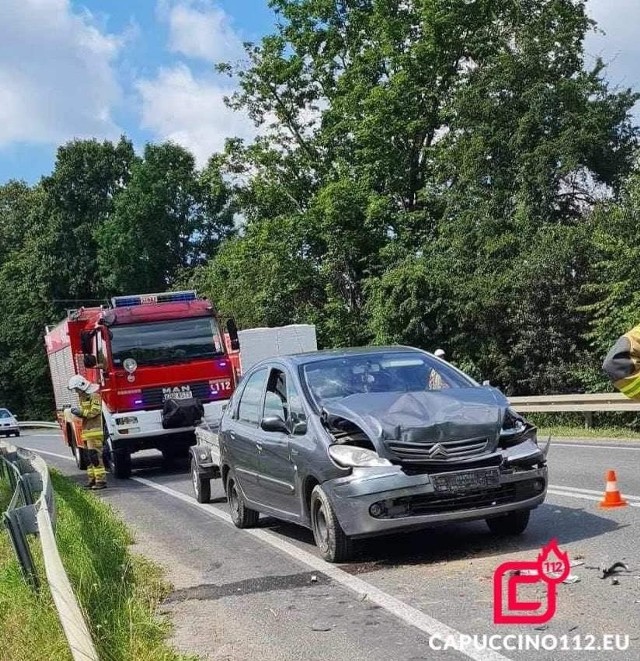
[68,375,107,489]
[603,324,640,400]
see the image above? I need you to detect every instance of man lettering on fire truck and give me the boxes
[68,375,107,490]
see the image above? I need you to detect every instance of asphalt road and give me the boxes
[16,432,640,661]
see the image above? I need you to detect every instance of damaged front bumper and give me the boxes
[322,441,547,539]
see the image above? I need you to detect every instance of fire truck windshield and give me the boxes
[110,317,224,367]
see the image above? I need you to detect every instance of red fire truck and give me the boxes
[44,291,239,478]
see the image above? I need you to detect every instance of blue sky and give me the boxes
[1,0,638,184]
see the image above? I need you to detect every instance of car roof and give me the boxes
[262,345,429,368]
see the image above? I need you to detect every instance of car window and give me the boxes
[263,368,308,432]
[302,351,474,408]
[288,379,307,429]
[237,368,268,426]
[264,369,288,421]
[0,409,11,419]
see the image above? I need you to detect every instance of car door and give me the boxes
[226,367,268,502]
[256,367,299,515]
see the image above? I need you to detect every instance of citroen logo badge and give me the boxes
[428,443,448,459]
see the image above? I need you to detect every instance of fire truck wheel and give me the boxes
[71,434,88,471]
[105,439,132,479]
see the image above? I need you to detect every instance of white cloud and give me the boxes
[0,0,123,147]
[162,0,244,63]
[586,0,640,93]
[137,64,255,166]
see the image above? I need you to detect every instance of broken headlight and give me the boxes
[499,408,537,448]
[328,445,392,468]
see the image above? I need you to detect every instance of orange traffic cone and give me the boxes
[599,470,628,508]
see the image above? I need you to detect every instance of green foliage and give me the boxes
[97,144,234,294]
[586,166,640,355]
[1,1,640,413]
[201,0,638,393]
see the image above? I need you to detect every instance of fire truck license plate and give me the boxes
[162,386,193,401]
[431,468,500,494]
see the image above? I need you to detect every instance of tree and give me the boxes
[97,144,234,294]
[215,0,638,392]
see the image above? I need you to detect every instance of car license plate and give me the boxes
[431,468,500,494]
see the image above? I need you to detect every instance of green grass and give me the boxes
[0,471,198,661]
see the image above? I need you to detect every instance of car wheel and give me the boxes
[310,485,353,563]
[226,474,259,528]
[191,457,211,504]
[14,431,20,437]
[486,509,531,536]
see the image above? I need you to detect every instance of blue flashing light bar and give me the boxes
[111,291,198,308]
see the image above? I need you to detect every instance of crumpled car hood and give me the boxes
[322,388,508,451]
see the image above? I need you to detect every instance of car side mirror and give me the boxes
[226,318,240,352]
[83,354,97,368]
[260,416,288,433]
[482,380,491,387]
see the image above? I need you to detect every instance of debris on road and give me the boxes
[611,578,620,586]
[311,622,333,632]
[599,561,630,579]
[570,560,585,568]
[311,575,318,583]
[562,574,581,584]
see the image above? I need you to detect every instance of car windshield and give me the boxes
[302,351,475,408]
[0,409,11,419]
[110,317,224,367]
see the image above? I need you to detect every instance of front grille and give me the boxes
[387,436,489,464]
[142,382,213,408]
[380,480,542,518]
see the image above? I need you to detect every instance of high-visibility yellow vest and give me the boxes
[603,324,640,400]
[79,392,103,441]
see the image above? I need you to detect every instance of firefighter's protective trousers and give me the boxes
[78,392,106,485]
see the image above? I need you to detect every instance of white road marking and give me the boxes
[549,484,640,501]
[547,488,640,508]
[552,442,640,451]
[34,447,510,661]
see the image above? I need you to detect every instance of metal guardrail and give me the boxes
[0,442,98,661]
[18,421,60,429]
[509,392,640,428]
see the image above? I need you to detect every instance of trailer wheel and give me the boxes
[191,457,211,503]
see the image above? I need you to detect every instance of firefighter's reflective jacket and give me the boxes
[603,324,640,400]
[78,391,103,442]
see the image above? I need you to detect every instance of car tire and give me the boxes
[226,474,259,528]
[191,457,211,504]
[310,485,353,563]
[486,509,531,536]
[14,431,20,437]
